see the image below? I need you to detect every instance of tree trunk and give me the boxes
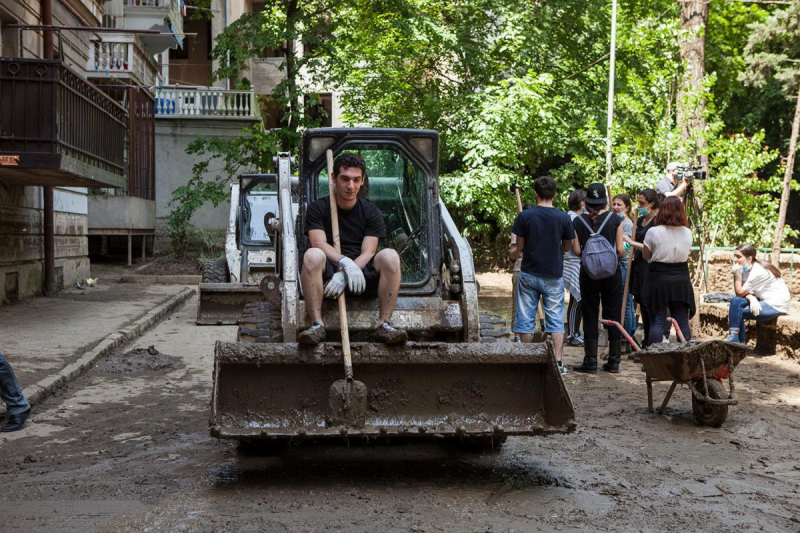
[285,0,299,133]
[676,0,708,158]
[771,84,800,266]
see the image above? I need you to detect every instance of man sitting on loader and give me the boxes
[298,153,408,346]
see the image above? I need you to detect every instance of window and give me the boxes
[304,93,332,127]
[258,96,287,130]
[316,145,430,284]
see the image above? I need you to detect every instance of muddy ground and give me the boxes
[0,281,799,532]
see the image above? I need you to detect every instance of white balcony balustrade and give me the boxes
[88,35,160,89]
[154,88,258,118]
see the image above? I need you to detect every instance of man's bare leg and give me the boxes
[373,248,401,324]
[518,333,533,343]
[300,248,326,326]
[551,332,564,363]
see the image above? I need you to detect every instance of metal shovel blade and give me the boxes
[328,379,368,428]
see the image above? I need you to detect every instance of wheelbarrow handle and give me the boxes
[600,320,639,352]
[666,317,686,343]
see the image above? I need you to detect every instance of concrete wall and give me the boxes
[154,116,260,249]
[0,184,90,304]
[88,195,155,230]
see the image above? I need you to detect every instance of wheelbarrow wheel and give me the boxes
[692,379,729,427]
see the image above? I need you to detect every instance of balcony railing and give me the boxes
[123,0,183,36]
[0,58,127,188]
[88,34,160,88]
[154,88,258,118]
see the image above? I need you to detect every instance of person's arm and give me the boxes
[664,179,689,198]
[309,229,344,265]
[615,224,625,256]
[355,236,379,269]
[571,237,581,257]
[642,244,652,260]
[510,234,525,260]
[733,269,748,297]
[561,216,576,252]
[642,230,654,260]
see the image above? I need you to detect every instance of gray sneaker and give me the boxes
[558,361,569,376]
[374,322,408,344]
[298,321,326,346]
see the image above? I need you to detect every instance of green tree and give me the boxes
[741,0,800,264]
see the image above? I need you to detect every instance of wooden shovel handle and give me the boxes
[326,150,353,381]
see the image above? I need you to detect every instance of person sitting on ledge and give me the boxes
[727,244,790,344]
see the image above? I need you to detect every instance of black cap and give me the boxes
[585,183,607,205]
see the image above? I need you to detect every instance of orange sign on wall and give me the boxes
[0,155,20,166]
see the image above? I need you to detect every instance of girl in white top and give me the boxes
[727,244,791,343]
[641,197,695,344]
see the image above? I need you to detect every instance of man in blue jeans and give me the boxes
[0,352,31,432]
[510,176,576,375]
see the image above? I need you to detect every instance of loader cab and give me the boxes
[300,129,441,295]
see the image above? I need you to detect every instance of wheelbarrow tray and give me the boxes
[639,340,749,382]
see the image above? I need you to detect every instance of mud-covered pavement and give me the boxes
[1,293,799,532]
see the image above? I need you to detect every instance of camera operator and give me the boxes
[655,162,691,199]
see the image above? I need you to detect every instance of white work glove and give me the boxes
[746,295,762,317]
[338,257,366,294]
[324,271,346,299]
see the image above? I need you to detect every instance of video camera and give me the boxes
[676,165,707,183]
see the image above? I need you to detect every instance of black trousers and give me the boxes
[567,294,582,336]
[580,268,623,342]
[649,303,691,344]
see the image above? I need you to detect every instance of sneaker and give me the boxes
[374,322,408,344]
[565,333,584,347]
[513,336,522,343]
[298,321,326,346]
[725,333,741,344]
[558,361,569,376]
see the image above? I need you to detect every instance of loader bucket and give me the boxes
[210,341,576,442]
[196,283,263,325]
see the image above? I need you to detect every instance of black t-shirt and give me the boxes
[512,206,575,278]
[573,211,621,250]
[305,196,386,260]
[634,216,656,261]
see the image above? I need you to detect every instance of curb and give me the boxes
[120,275,202,285]
[1,287,196,416]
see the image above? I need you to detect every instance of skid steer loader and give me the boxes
[196,174,283,324]
[209,128,576,449]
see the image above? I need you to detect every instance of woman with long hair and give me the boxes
[642,196,694,344]
[624,189,660,347]
[611,194,636,345]
[563,189,586,346]
[727,244,790,343]
[572,183,626,374]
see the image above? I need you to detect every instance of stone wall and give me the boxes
[0,184,90,303]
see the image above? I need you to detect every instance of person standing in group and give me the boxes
[571,183,626,374]
[611,194,637,345]
[625,189,660,348]
[510,176,575,375]
[563,190,586,347]
[510,204,534,343]
[0,352,31,432]
[642,196,695,344]
[727,244,791,344]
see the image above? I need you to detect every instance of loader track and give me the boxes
[202,258,229,283]
[237,301,283,343]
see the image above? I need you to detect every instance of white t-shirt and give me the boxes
[742,262,791,313]
[642,226,692,263]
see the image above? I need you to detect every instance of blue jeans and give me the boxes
[514,272,565,334]
[728,296,785,343]
[0,352,30,415]
[619,261,636,336]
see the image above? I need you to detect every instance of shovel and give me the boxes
[326,149,368,428]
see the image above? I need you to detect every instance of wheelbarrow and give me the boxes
[602,319,750,427]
